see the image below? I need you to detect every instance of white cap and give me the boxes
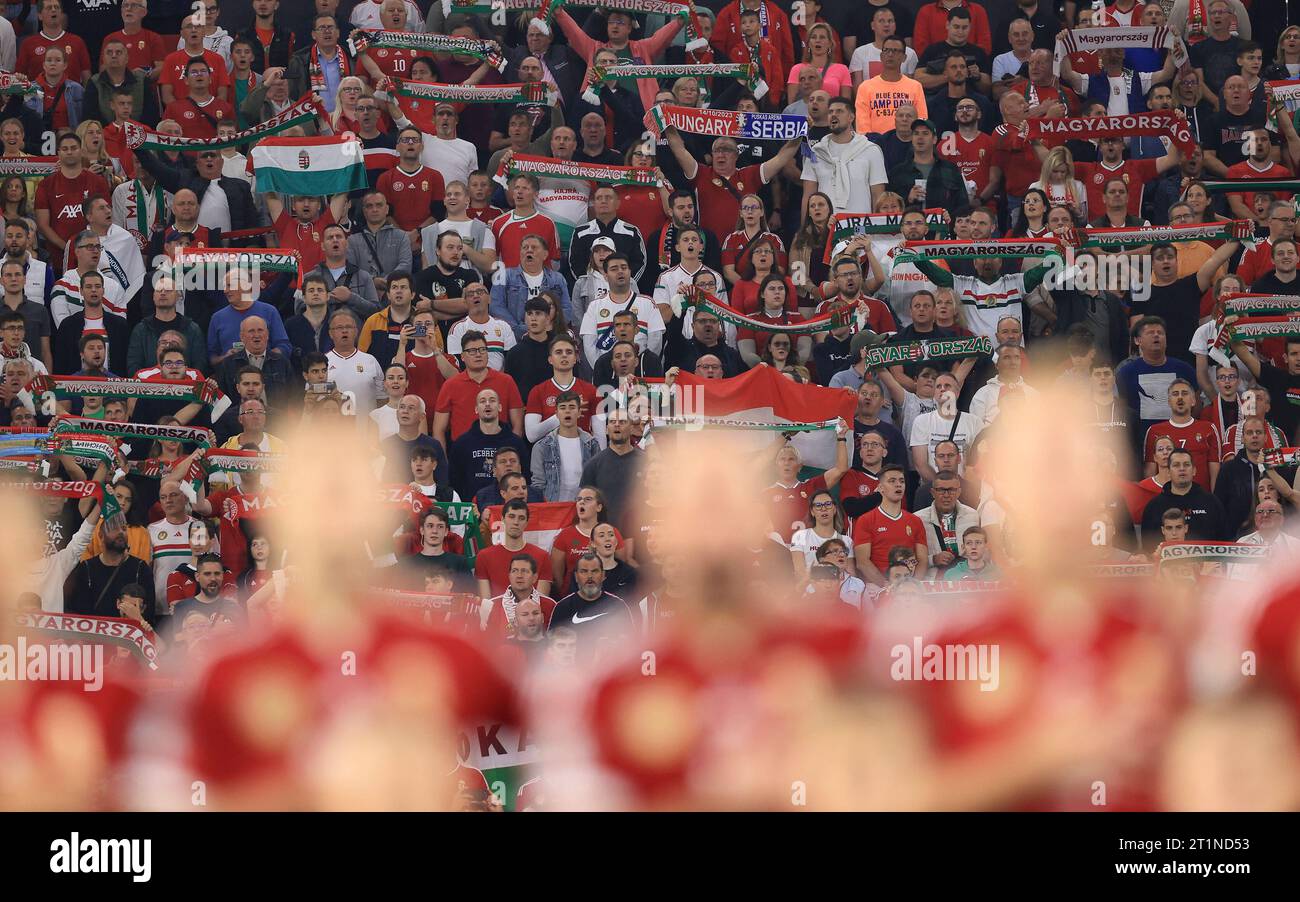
[592,237,616,251]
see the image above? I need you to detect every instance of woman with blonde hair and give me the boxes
[332,76,370,133]
[618,142,670,244]
[1266,26,1300,81]
[933,287,973,337]
[76,119,124,188]
[1029,146,1087,222]
[786,21,851,103]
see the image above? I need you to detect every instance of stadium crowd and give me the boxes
[5,0,1300,811]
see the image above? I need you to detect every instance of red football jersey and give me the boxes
[208,487,277,578]
[404,349,459,426]
[473,542,554,597]
[35,169,112,245]
[435,370,525,441]
[376,164,446,232]
[735,309,803,357]
[1075,158,1158,219]
[490,211,561,268]
[163,96,236,139]
[941,130,997,200]
[1143,419,1219,491]
[359,45,422,81]
[1224,160,1295,212]
[721,229,788,274]
[839,468,881,503]
[851,506,925,574]
[767,475,827,542]
[525,377,598,433]
[483,590,556,639]
[552,523,625,580]
[16,31,91,79]
[692,164,764,246]
[158,49,231,101]
[273,209,336,273]
[104,29,168,72]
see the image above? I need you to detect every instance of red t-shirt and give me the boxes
[1224,160,1295,212]
[816,296,896,334]
[839,468,881,504]
[730,277,799,316]
[1074,158,1159,219]
[208,487,276,578]
[616,186,667,245]
[483,590,556,639]
[941,130,998,199]
[552,523,625,579]
[16,31,91,79]
[104,29,168,71]
[273,209,336,274]
[525,377,598,433]
[35,76,73,130]
[736,309,803,357]
[992,124,1041,196]
[435,369,525,440]
[404,349,459,424]
[375,165,446,232]
[693,164,764,246]
[359,46,422,82]
[1143,419,1220,491]
[163,96,236,139]
[158,49,232,101]
[767,475,827,542]
[721,229,788,274]
[468,204,505,225]
[490,211,561,268]
[473,541,554,597]
[851,506,926,574]
[35,169,112,245]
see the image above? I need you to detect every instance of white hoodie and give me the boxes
[178,26,233,71]
[26,515,95,612]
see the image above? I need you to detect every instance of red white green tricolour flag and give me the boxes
[485,501,575,552]
[658,366,857,469]
[251,135,367,196]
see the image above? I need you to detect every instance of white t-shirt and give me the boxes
[848,43,918,78]
[900,390,938,450]
[653,263,735,346]
[1190,319,1253,386]
[556,434,584,501]
[421,136,478,188]
[370,403,400,440]
[326,347,386,427]
[992,51,1030,83]
[148,516,194,615]
[953,273,1028,339]
[789,527,853,567]
[198,178,232,232]
[446,315,516,370]
[800,134,888,215]
[909,411,982,469]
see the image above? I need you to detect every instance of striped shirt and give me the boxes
[148,516,195,614]
[50,268,128,328]
[446,316,516,371]
[952,273,1027,340]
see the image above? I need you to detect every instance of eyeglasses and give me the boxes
[739,204,762,212]
[161,360,186,367]
[933,486,960,494]
[397,136,420,144]
[77,244,101,251]
[811,501,835,509]
[462,346,488,354]
[860,440,886,449]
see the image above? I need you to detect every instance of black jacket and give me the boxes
[886,157,968,213]
[1140,483,1229,551]
[82,70,159,127]
[1052,289,1130,368]
[239,23,296,70]
[1213,452,1264,539]
[54,311,130,376]
[216,348,298,409]
[286,43,357,104]
[567,217,646,285]
[592,346,664,389]
[63,554,157,625]
[663,323,748,378]
[135,148,261,235]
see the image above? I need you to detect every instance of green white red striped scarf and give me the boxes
[198,449,287,474]
[1201,179,1300,193]
[0,156,57,177]
[42,435,121,472]
[861,335,994,369]
[173,246,303,285]
[1157,541,1270,564]
[26,375,232,420]
[1263,447,1300,467]
[824,209,949,263]
[584,61,761,105]
[897,238,1064,260]
[1073,219,1253,248]
[17,612,159,671]
[348,29,507,73]
[1025,111,1195,157]
[1221,295,1300,317]
[1211,314,1300,354]
[531,0,708,52]
[0,70,39,96]
[53,417,215,447]
[122,94,325,152]
[673,285,854,335]
[507,153,661,187]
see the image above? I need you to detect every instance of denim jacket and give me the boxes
[489,267,573,339]
[530,428,600,501]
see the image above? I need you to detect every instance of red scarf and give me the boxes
[310,43,352,99]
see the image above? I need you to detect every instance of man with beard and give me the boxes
[1140,448,1229,549]
[171,554,245,633]
[548,552,638,665]
[801,96,888,216]
[63,511,156,621]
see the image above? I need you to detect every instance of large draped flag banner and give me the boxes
[651,366,857,469]
[484,501,576,552]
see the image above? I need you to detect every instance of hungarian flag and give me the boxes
[484,501,575,552]
[251,135,367,196]
[665,367,856,469]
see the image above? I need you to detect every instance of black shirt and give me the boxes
[504,334,554,402]
[1139,483,1229,550]
[548,589,639,662]
[1130,275,1202,366]
[1256,360,1300,444]
[1203,108,1268,169]
[63,554,157,624]
[1249,272,1300,299]
[398,550,474,593]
